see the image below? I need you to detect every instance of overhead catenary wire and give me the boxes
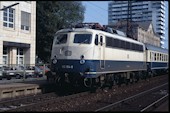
[83,2,108,25]
[88,1,108,12]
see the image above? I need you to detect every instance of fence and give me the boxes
[0,64,50,82]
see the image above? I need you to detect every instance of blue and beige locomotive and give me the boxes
[49,23,168,87]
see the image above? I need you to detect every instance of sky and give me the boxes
[82,1,169,49]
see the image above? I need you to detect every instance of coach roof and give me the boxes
[145,44,168,54]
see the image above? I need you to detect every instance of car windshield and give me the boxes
[55,34,67,45]
[73,34,92,44]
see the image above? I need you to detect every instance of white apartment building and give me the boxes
[0,1,36,66]
[108,1,165,47]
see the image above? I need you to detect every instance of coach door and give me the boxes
[99,34,105,69]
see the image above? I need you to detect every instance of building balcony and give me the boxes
[160,35,165,40]
[157,30,165,35]
[160,41,164,45]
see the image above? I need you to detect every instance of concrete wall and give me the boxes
[0,1,36,65]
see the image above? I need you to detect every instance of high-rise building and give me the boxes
[108,1,165,47]
[0,1,36,65]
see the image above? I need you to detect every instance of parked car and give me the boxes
[39,65,50,75]
[14,66,34,79]
[0,66,3,80]
[0,66,16,80]
[31,66,43,77]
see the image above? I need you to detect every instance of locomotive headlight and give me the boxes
[80,55,85,64]
[52,55,57,64]
[53,59,57,64]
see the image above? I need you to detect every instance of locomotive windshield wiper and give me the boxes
[79,39,88,45]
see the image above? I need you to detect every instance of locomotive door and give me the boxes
[99,34,105,69]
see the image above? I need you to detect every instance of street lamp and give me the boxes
[0,2,19,11]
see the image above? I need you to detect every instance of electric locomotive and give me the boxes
[49,23,150,87]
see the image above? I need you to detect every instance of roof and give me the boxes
[56,28,144,45]
[109,20,160,38]
[136,21,152,31]
[145,43,168,54]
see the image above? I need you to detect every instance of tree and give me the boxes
[36,1,85,63]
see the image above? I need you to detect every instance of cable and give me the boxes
[88,2,108,12]
[83,2,108,24]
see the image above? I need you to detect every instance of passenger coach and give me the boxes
[145,44,168,76]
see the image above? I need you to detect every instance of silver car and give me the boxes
[0,66,3,80]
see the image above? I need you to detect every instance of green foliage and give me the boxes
[36,1,85,63]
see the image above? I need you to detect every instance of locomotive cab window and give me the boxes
[74,34,92,44]
[55,34,67,44]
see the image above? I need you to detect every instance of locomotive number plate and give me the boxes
[62,65,73,69]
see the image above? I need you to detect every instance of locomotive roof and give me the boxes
[145,44,168,54]
[56,28,144,46]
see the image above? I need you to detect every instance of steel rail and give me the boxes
[140,94,169,112]
[95,83,168,112]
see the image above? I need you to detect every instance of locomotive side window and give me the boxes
[106,36,112,47]
[100,36,103,46]
[95,34,98,45]
[114,39,120,48]
[131,43,135,50]
[74,34,92,44]
[105,36,143,52]
[126,42,130,50]
[55,34,67,44]
[120,40,126,49]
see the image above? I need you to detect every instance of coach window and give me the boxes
[165,55,167,61]
[95,34,98,45]
[157,53,159,61]
[151,52,154,61]
[160,54,162,61]
[154,53,156,61]
[164,54,166,61]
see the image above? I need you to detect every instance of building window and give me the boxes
[16,48,24,65]
[3,47,9,65]
[21,11,31,31]
[3,6,15,28]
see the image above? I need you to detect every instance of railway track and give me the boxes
[95,83,168,111]
[3,91,90,112]
[0,74,168,112]
[0,92,58,112]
